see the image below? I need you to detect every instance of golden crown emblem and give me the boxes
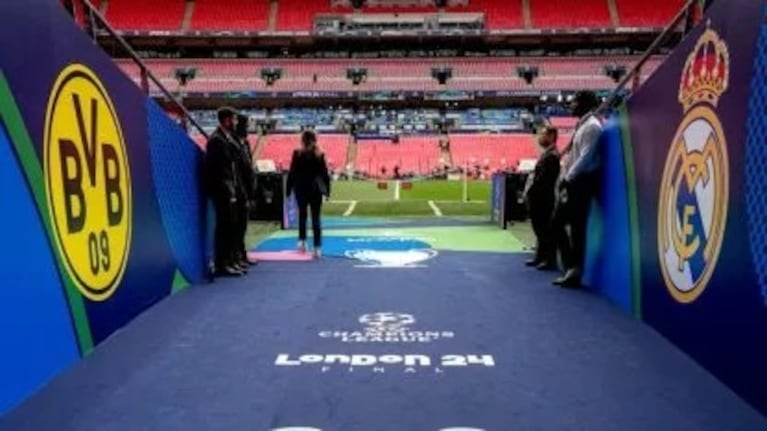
[678,24,730,111]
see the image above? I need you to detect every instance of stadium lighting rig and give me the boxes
[173,67,197,87]
[516,65,539,85]
[604,64,628,83]
[431,67,452,85]
[346,68,368,86]
[260,68,283,86]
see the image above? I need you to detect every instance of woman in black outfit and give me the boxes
[286,130,331,257]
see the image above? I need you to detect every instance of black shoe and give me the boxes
[536,262,556,271]
[554,269,581,288]
[525,259,541,267]
[217,266,243,277]
[559,277,582,288]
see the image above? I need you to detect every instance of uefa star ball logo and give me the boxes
[359,312,415,331]
[658,25,730,304]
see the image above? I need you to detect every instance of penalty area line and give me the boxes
[428,200,443,217]
[343,201,358,217]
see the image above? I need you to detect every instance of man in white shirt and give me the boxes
[552,91,603,287]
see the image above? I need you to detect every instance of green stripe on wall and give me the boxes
[0,71,94,354]
[171,269,190,294]
[619,103,643,319]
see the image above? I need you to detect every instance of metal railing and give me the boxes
[597,0,701,113]
[77,0,208,138]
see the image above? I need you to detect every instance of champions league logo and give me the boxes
[319,312,454,343]
[658,25,730,304]
[276,313,494,374]
[345,249,438,268]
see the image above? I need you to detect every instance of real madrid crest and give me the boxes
[658,25,730,304]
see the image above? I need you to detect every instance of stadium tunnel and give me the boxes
[2,0,767,429]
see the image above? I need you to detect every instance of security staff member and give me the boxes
[525,126,560,270]
[234,114,257,268]
[553,91,602,287]
[205,107,246,277]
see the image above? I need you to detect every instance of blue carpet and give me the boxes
[1,253,764,430]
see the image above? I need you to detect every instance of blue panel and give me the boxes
[584,117,633,313]
[0,121,79,415]
[146,100,207,283]
[627,0,767,414]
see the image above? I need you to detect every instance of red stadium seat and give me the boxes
[529,0,611,28]
[616,0,684,27]
[355,138,440,177]
[190,0,270,31]
[106,0,185,30]
[259,134,348,171]
[470,0,524,29]
[276,0,339,31]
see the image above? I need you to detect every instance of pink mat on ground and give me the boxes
[248,251,315,262]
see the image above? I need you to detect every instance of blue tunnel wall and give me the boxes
[586,0,767,414]
[3,0,767,420]
[0,0,208,414]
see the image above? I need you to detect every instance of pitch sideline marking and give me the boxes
[428,200,443,217]
[343,201,357,217]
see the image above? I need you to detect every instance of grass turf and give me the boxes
[352,201,434,216]
[400,180,490,202]
[329,181,394,201]
[436,201,490,216]
[328,180,491,217]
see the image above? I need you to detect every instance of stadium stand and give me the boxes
[529,0,612,28]
[117,56,661,93]
[190,0,270,31]
[355,137,441,177]
[469,0,524,29]
[102,0,679,31]
[615,0,685,27]
[106,0,185,30]
[276,0,339,31]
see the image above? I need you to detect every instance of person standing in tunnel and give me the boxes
[234,113,257,268]
[525,125,561,270]
[286,130,331,258]
[552,91,603,288]
[205,107,246,277]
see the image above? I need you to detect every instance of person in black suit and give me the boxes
[286,130,331,258]
[234,113,257,268]
[525,126,561,270]
[205,107,246,277]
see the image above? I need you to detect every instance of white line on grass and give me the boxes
[394,181,401,201]
[428,200,443,217]
[343,201,357,217]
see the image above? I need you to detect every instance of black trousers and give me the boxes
[529,202,556,264]
[297,195,323,247]
[553,176,596,271]
[235,197,249,261]
[213,197,238,269]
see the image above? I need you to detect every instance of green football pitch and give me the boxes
[323,179,491,217]
[246,179,535,248]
